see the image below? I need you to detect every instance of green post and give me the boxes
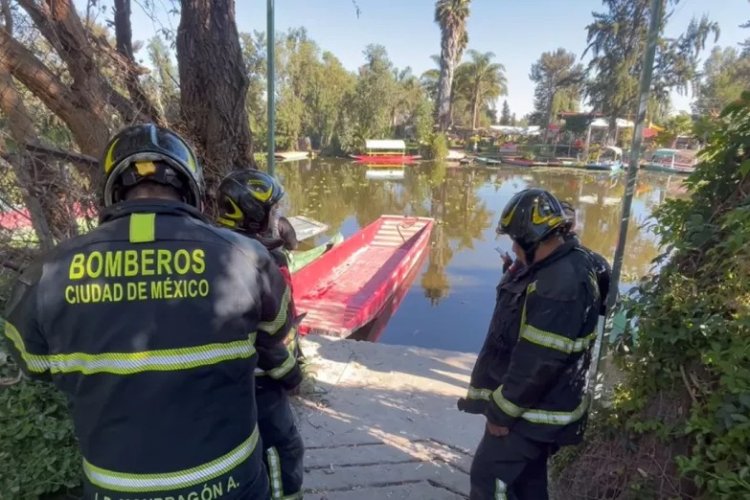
[267,0,275,177]
[589,0,664,386]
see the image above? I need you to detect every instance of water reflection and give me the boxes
[278,160,685,352]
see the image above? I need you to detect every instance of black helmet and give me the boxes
[560,200,576,230]
[216,169,285,233]
[102,124,204,208]
[496,188,566,255]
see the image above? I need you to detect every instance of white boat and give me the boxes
[275,151,311,162]
[586,146,623,171]
[286,215,329,241]
[642,148,697,174]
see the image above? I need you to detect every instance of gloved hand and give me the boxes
[457,397,470,412]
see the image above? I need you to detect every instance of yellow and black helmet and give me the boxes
[497,188,566,254]
[216,169,285,233]
[101,124,204,208]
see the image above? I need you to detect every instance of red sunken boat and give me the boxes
[291,215,434,337]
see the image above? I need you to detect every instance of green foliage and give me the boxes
[601,92,750,497]
[693,46,750,119]
[454,50,507,129]
[529,48,584,128]
[654,112,693,147]
[424,133,449,161]
[585,0,719,125]
[0,335,81,498]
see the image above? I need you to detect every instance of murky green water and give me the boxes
[277,159,688,353]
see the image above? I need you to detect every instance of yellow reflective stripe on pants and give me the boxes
[267,446,284,499]
[491,387,524,418]
[259,287,290,335]
[266,350,297,380]
[495,478,507,500]
[520,324,596,354]
[492,385,589,425]
[3,321,49,373]
[467,386,492,401]
[84,425,260,493]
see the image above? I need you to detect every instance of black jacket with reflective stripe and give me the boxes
[235,229,303,391]
[461,239,600,445]
[3,199,293,498]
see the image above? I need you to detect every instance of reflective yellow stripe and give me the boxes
[491,387,524,417]
[520,324,596,354]
[84,425,260,493]
[466,386,492,401]
[45,337,256,375]
[267,446,284,499]
[259,287,290,335]
[3,321,49,373]
[492,385,589,425]
[266,350,297,380]
[495,478,507,500]
[129,213,156,243]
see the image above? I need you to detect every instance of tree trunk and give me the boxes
[436,28,459,132]
[0,43,77,247]
[543,89,556,144]
[471,82,480,130]
[114,0,164,124]
[177,0,254,186]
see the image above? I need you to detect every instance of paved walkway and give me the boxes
[294,336,483,499]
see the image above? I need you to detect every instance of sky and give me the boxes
[118,0,750,119]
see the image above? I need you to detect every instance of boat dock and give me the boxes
[295,335,482,499]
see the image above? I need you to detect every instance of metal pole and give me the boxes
[267,0,276,177]
[606,0,664,314]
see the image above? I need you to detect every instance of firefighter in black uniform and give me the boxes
[3,124,299,500]
[217,169,305,500]
[458,189,600,500]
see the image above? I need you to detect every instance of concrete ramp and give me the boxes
[296,336,483,499]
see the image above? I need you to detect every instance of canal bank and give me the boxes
[295,335,482,499]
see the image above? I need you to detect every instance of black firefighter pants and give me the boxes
[256,380,305,499]
[469,429,553,500]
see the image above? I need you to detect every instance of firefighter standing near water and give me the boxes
[458,188,600,500]
[217,169,305,500]
[3,124,296,500]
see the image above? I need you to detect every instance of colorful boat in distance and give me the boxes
[350,139,421,163]
[642,148,697,174]
[292,215,434,337]
[586,146,624,171]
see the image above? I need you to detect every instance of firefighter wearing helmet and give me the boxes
[217,168,305,500]
[4,124,297,499]
[458,188,600,500]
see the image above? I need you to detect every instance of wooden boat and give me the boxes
[347,249,428,342]
[287,233,344,274]
[586,146,623,171]
[349,139,421,163]
[642,148,697,174]
[475,156,503,165]
[292,215,434,337]
[287,215,329,242]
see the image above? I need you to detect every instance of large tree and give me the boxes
[454,50,507,130]
[585,0,718,135]
[177,0,254,178]
[529,48,584,137]
[434,0,470,131]
[693,46,750,118]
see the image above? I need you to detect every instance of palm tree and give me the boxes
[434,0,471,131]
[455,50,507,130]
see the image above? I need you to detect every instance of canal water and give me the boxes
[277,159,688,353]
